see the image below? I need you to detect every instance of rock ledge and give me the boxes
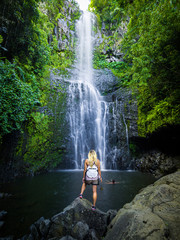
[22,198,116,240]
[105,170,180,240]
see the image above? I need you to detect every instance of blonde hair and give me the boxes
[88,150,97,167]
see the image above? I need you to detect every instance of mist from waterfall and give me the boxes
[67,11,108,169]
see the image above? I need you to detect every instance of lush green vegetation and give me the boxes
[93,48,131,86]
[0,0,80,173]
[0,60,40,136]
[90,0,180,136]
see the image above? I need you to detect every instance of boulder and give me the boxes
[0,210,7,220]
[135,151,180,178]
[0,221,4,229]
[47,198,111,239]
[0,210,7,231]
[104,170,180,240]
[0,193,12,199]
[23,198,117,240]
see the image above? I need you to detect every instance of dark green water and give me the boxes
[0,170,155,238]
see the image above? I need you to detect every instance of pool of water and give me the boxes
[0,170,155,238]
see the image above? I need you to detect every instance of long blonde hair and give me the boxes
[88,150,97,167]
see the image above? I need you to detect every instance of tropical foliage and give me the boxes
[91,0,180,136]
[0,0,80,173]
[0,60,40,136]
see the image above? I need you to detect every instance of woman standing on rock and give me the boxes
[79,150,102,211]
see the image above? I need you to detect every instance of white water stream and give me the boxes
[67,10,108,169]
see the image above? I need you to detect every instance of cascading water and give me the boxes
[67,10,108,169]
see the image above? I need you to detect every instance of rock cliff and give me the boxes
[94,69,138,169]
[105,170,180,240]
[57,67,138,169]
[134,151,180,178]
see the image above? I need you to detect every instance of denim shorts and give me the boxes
[85,178,99,185]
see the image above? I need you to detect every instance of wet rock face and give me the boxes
[94,69,138,169]
[94,18,129,62]
[134,151,180,178]
[58,68,138,170]
[0,193,12,199]
[56,0,79,51]
[104,170,180,240]
[0,210,7,231]
[22,198,117,240]
[93,69,119,97]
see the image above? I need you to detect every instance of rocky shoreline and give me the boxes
[105,170,180,240]
[134,151,180,178]
[1,170,176,240]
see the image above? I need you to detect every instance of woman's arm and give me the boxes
[97,160,102,182]
[82,159,88,181]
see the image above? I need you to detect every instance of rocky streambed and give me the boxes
[14,170,180,240]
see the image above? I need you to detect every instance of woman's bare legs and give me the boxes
[80,183,97,207]
[92,185,97,206]
[80,183,86,195]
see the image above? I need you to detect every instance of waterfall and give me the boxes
[123,114,129,155]
[67,10,108,169]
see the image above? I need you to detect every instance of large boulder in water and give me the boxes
[23,198,116,240]
[47,198,114,239]
[104,170,180,240]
